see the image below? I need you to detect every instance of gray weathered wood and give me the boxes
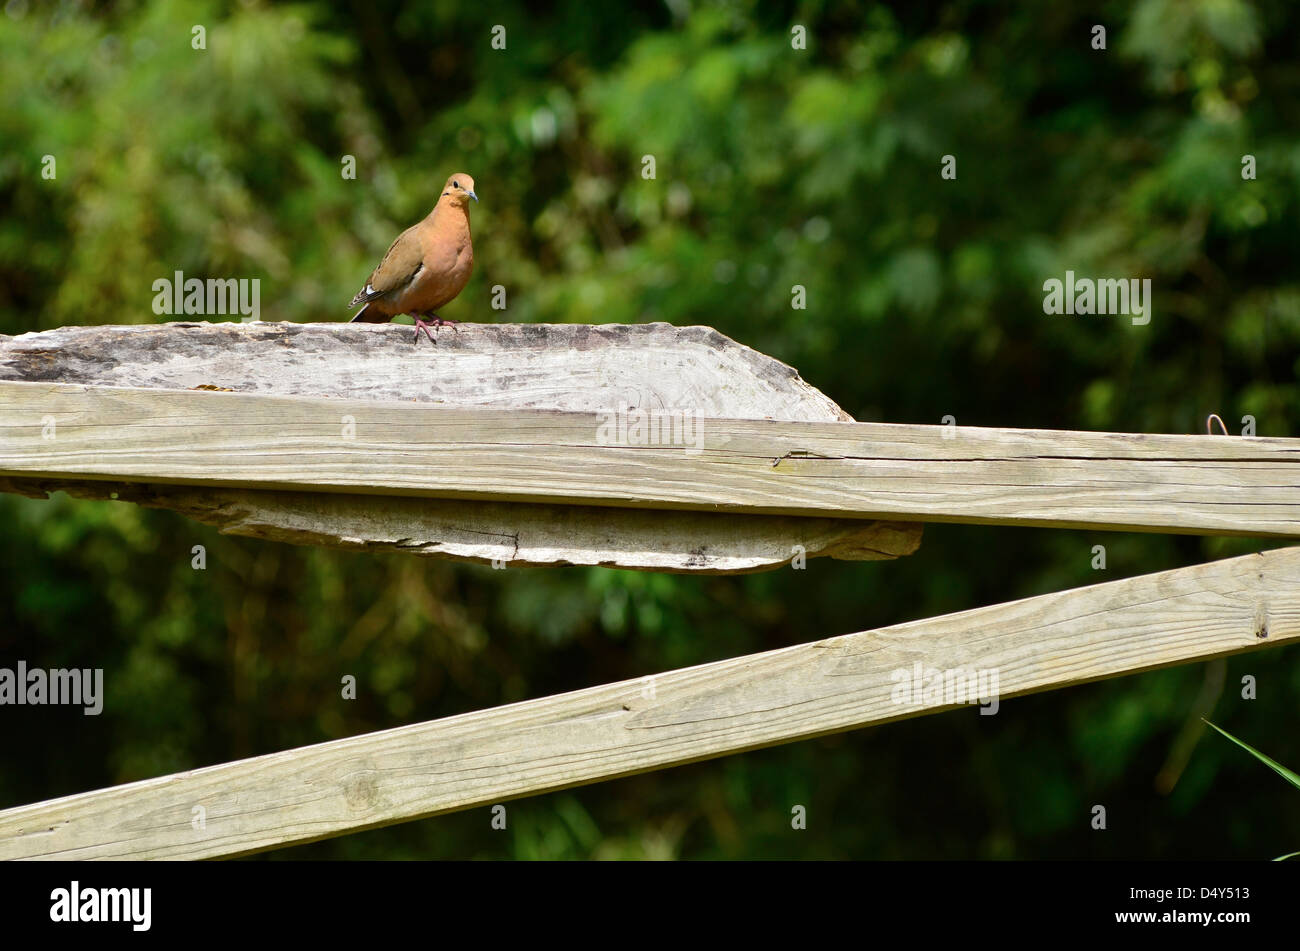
[0,321,852,419]
[0,322,918,571]
[1,545,1294,860]
[0,379,1297,536]
[0,478,918,571]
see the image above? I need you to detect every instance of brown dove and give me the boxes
[350,173,477,344]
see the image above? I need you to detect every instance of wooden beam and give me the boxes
[1,380,1298,536]
[0,477,919,572]
[1,546,1296,860]
[0,322,921,572]
[0,321,855,423]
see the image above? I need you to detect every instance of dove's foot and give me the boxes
[411,316,438,346]
[422,312,460,333]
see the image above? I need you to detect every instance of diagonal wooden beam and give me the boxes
[1,380,1298,536]
[1,546,1296,860]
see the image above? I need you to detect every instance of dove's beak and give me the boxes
[468,191,478,202]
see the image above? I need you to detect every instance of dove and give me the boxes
[349,173,477,344]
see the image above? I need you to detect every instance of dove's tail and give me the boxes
[350,303,388,323]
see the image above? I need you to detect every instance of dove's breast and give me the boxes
[393,213,473,314]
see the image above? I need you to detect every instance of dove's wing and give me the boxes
[348,220,428,307]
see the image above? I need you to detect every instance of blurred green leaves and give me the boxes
[1,0,1298,859]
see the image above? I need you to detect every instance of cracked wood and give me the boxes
[0,321,918,572]
[0,378,1297,535]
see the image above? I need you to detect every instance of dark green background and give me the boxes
[1,0,1297,858]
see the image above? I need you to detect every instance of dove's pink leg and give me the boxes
[410,317,437,346]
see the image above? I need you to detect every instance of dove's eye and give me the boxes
[453,180,460,189]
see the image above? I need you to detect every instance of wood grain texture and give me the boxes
[0,322,921,572]
[0,321,852,420]
[0,379,1297,536]
[2,545,1296,860]
[0,478,919,572]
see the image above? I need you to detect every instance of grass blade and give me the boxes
[1203,719,1300,790]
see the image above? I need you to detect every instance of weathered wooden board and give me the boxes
[0,478,918,572]
[0,322,918,571]
[2,545,1294,860]
[0,378,1296,536]
[0,321,853,420]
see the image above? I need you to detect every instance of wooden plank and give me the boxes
[0,478,919,572]
[0,322,923,572]
[2,545,1295,860]
[1,380,1297,536]
[0,321,855,422]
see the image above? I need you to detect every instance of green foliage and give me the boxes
[1,0,1298,858]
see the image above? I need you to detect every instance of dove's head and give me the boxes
[442,173,478,206]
